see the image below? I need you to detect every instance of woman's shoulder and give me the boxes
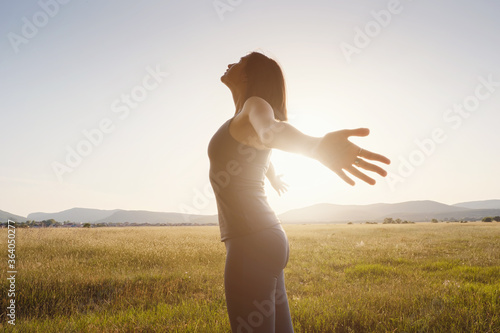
[240,96,275,122]
[243,96,273,111]
[229,97,272,150]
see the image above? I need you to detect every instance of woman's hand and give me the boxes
[266,162,289,196]
[269,174,289,196]
[310,128,391,186]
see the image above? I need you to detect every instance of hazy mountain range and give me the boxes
[2,199,499,224]
[278,199,500,223]
[23,208,218,224]
[0,209,26,223]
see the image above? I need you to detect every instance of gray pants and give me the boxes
[224,226,294,333]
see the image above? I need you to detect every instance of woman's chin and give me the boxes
[220,76,232,88]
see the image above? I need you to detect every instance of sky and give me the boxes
[1,0,499,218]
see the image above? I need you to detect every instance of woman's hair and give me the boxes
[244,52,287,121]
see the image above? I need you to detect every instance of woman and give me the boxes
[208,52,390,332]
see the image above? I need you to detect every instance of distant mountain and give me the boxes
[27,208,120,223]
[96,210,217,224]
[278,200,500,223]
[0,210,26,222]
[453,199,500,210]
[25,207,217,225]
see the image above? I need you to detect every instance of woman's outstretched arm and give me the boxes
[244,96,391,186]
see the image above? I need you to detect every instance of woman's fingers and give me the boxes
[346,166,376,185]
[359,148,391,165]
[344,128,370,138]
[355,158,388,177]
[329,163,383,186]
[330,167,355,186]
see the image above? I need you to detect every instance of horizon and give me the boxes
[2,1,500,218]
[5,197,500,219]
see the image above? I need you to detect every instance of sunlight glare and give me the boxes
[267,112,343,206]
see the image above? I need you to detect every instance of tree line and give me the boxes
[0,220,216,228]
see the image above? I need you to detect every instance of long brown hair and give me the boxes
[244,52,288,121]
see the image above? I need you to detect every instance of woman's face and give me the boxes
[221,56,248,92]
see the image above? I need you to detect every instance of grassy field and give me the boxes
[1,222,499,332]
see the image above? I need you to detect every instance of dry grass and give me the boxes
[1,222,499,332]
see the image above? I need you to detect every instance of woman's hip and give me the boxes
[224,225,290,273]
